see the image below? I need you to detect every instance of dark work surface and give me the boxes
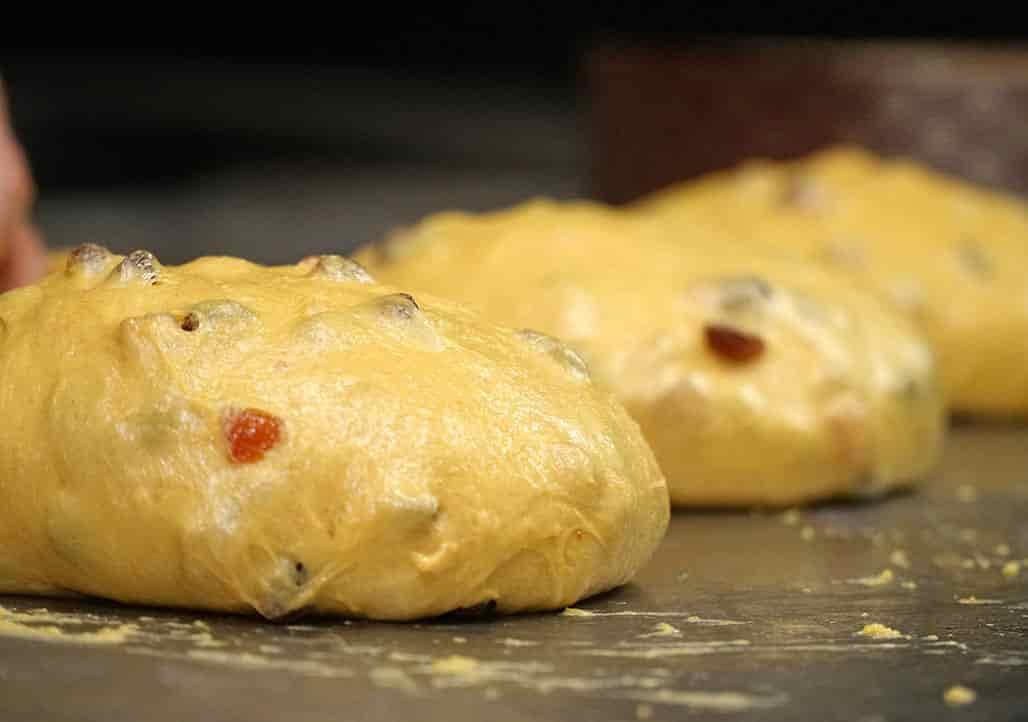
[1,426,1026,721]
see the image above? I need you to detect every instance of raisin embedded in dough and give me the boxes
[114,250,161,284]
[66,243,113,276]
[180,313,201,332]
[224,408,284,464]
[303,255,375,284]
[704,323,765,363]
[517,329,592,382]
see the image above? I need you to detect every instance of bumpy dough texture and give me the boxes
[636,146,1028,417]
[355,201,946,508]
[0,246,669,621]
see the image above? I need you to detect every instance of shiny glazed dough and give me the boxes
[636,146,1028,417]
[355,200,945,507]
[0,246,669,621]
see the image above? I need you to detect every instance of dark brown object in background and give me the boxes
[586,38,1028,204]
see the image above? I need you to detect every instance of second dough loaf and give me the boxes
[355,200,946,507]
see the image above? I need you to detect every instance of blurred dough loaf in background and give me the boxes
[635,146,1028,418]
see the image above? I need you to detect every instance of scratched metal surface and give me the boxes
[1,425,1026,722]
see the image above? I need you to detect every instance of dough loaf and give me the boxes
[636,146,1028,417]
[355,201,945,507]
[0,245,669,620]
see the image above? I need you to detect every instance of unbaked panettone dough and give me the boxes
[354,200,945,507]
[636,146,1028,417]
[0,245,669,621]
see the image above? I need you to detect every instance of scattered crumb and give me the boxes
[921,635,940,641]
[956,596,1004,605]
[943,685,976,707]
[857,623,905,640]
[185,650,348,678]
[955,485,978,503]
[800,526,816,541]
[889,550,911,569]
[677,571,690,582]
[861,612,870,618]
[974,554,992,570]
[975,654,1027,666]
[258,644,282,654]
[901,581,918,590]
[431,655,480,675]
[638,622,681,639]
[452,636,467,644]
[801,587,813,594]
[0,614,138,646]
[561,607,594,617]
[499,638,541,648]
[847,569,894,587]
[1001,561,1021,579]
[188,633,226,649]
[636,703,654,720]
[80,626,139,643]
[624,687,786,711]
[682,616,748,626]
[781,509,801,526]
[994,543,1011,557]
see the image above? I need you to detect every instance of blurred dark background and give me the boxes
[3,10,1026,264]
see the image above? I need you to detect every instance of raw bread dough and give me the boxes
[355,200,945,507]
[0,245,669,621]
[636,146,1028,417]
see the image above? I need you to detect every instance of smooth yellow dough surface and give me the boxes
[0,246,669,621]
[355,200,945,507]
[636,146,1028,417]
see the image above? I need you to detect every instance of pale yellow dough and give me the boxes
[636,146,1028,417]
[0,246,669,621]
[355,200,945,507]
